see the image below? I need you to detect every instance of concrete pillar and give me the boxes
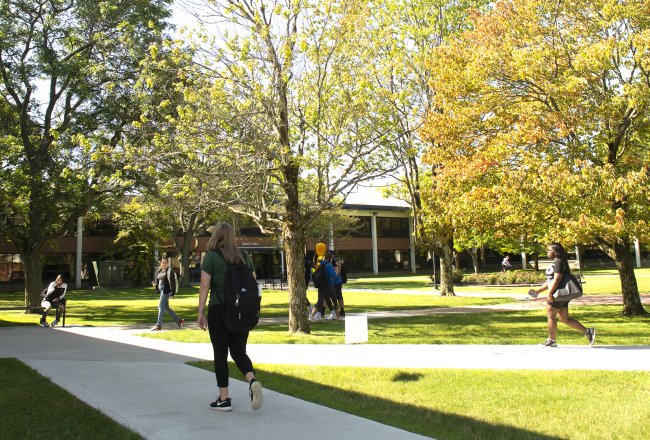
[280,250,285,277]
[575,246,583,279]
[635,238,641,268]
[278,236,285,278]
[409,217,416,274]
[371,213,378,275]
[75,216,83,289]
[328,224,334,251]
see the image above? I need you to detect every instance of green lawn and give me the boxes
[1,268,647,328]
[190,361,650,440]
[346,268,650,296]
[142,305,650,345]
[0,285,511,327]
[0,358,142,439]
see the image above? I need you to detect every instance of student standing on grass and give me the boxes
[309,242,328,321]
[151,258,184,331]
[197,222,263,412]
[39,274,67,327]
[330,251,345,319]
[309,247,341,321]
[528,243,595,347]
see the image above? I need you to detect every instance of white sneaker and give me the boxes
[313,312,322,321]
[249,379,263,411]
[50,320,58,327]
[326,312,337,320]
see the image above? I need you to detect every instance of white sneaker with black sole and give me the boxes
[249,379,263,411]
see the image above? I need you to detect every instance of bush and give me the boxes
[453,268,464,284]
[428,268,464,285]
[460,270,546,285]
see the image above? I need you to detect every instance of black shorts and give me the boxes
[547,299,569,309]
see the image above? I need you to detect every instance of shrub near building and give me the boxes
[461,270,546,286]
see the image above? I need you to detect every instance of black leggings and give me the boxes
[208,305,254,388]
[317,285,338,314]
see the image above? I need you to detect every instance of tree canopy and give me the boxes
[0,0,171,307]
[423,0,650,314]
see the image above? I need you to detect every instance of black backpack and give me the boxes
[40,286,64,302]
[216,250,261,332]
[312,262,328,288]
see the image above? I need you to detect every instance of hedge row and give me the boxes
[460,270,546,285]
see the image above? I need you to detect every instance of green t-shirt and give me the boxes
[201,249,255,307]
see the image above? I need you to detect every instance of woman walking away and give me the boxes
[528,243,595,347]
[151,259,184,331]
[198,222,263,412]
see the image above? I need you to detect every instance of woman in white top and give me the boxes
[40,274,67,327]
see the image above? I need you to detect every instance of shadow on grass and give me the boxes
[189,360,561,440]
[392,371,424,382]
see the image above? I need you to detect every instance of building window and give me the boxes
[377,217,409,238]
[349,217,371,237]
[335,251,372,271]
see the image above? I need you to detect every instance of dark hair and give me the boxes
[549,243,570,274]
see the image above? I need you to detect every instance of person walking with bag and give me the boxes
[151,258,184,331]
[197,222,263,412]
[528,243,595,347]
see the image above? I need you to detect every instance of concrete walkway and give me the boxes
[0,326,430,440]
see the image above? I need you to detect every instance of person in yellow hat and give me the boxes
[309,242,341,321]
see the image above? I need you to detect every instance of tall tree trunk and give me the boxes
[284,224,309,333]
[469,247,479,274]
[22,249,43,312]
[282,163,310,333]
[533,254,539,271]
[171,213,198,288]
[609,239,647,316]
[437,239,455,296]
[179,227,192,288]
